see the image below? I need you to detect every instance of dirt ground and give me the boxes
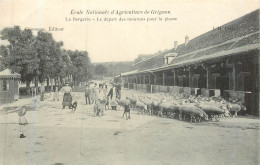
[0,89,259,165]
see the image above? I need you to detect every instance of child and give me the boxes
[18,107,28,138]
[122,104,131,120]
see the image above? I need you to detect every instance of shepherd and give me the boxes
[60,81,73,109]
[107,84,117,110]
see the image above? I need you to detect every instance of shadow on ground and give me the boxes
[1,105,37,114]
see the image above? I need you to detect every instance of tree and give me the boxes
[68,50,94,84]
[33,31,64,89]
[0,26,94,93]
[95,64,107,77]
[0,26,39,94]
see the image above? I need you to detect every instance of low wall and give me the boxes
[124,83,257,116]
[223,90,245,103]
[125,84,245,103]
[184,87,191,95]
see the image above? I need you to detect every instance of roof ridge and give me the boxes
[131,49,174,67]
[174,31,259,59]
[184,9,259,46]
[168,43,260,68]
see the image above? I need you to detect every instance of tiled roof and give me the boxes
[133,54,155,64]
[128,48,175,72]
[0,69,21,79]
[169,9,259,66]
[123,9,259,75]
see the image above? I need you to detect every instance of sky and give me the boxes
[0,0,259,63]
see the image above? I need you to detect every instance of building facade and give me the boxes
[0,69,21,104]
[115,9,260,116]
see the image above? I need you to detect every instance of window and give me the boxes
[3,79,9,91]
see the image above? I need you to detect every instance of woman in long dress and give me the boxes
[60,82,73,109]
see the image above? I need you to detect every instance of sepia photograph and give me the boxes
[0,0,259,165]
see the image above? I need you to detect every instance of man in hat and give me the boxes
[60,81,73,109]
[91,83,98,104]
[84,84,92,105]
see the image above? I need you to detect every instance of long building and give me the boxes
[115,9,260,116]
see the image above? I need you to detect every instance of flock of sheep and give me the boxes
[115,92,246,122]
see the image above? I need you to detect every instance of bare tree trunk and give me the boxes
[59,76,62,87]
[47,78,50,91]
[26,80,31,95]
[35,76,39,94]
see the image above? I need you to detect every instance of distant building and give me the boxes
[133,54,155,65]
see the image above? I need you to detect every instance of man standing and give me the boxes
[107,84,117,110]
[92,83,98,104]
[84,84,91,105]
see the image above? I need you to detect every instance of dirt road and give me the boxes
[0,90,259,165]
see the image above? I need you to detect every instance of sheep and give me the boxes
[116,98,131,111]
[152,100,162,116]
[178,105,208,122]
[193,108,209,122]
[126,95,137,109]
[135,101,147,115]
[158,103,179,118]
[218,104,231,118]
[139,97,154,115]
[228,103,246,117]
[198,104,225,121]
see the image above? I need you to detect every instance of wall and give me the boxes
[0,78,19,104]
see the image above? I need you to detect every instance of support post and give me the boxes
[189,67,192,87]
[206,66,210,89]
[174,70,177,86]
[232,60,237,91]
[148,74,151,85]
[162,72,166,86]
[154,73,157,85]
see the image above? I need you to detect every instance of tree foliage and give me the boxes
[0,26,93,92]
[0,26,38,83]
[95,64,107,76]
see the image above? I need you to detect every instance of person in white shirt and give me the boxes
[94,85,105,116]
